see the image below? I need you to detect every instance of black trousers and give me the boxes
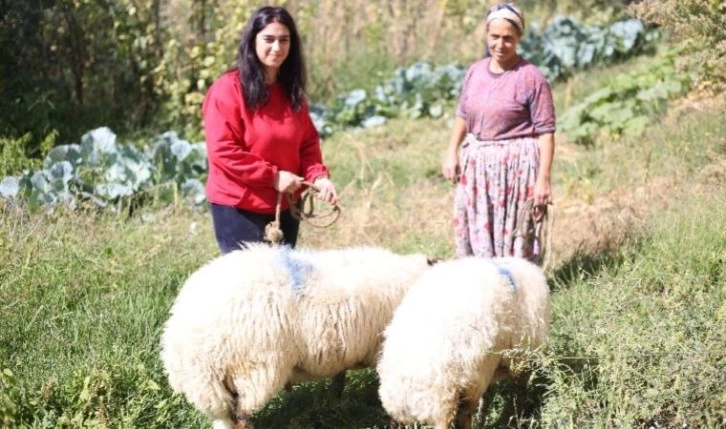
[209,203,300,254]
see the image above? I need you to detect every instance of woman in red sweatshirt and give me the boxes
[202,6,338,253]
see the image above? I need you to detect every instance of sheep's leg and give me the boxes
[428,390,460,429]
[329,370,347,397]
[388,418,403,429]
[232,413,255,429]
[473,359,504,428]
[454,394,479,429]
[214,378,250,429]
[227,363,287,429]
[228,382,257,429]
[218,405,253,429]
[212,417,235,429]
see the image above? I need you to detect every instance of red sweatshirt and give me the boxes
[202,70,329,213]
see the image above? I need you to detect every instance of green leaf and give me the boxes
[0,177,20,198]
[583,87,615,104]
[622,116,651,136]
[428,104,443,118]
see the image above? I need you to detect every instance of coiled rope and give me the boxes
[264,181,342,245]
[514,199,554,272]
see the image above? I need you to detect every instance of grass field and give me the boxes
[1,55,724,428]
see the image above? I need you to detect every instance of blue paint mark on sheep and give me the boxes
[493,262,517,290]
[279,246,313,294]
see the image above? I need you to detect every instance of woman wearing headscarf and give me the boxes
[441,2,555,263]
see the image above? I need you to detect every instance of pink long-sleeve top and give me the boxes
[202,70,329,213]
[456,57,556,141]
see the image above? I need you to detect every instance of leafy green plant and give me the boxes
[520,16,659,83]
[0,0,168,154]
[559,50,689,145]
[311,62,466,136]
[0,0,659,157]
[1,366,21,428]
[0,128,206,211]
[0,359,205,428]
[312,16,658,136]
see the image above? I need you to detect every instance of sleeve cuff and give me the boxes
[268,165,279,187]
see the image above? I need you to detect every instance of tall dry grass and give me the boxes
[159,0,573,100]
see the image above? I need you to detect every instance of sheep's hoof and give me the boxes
[232,412,254,429]
[389,419,403,429]
[234,418,254,429]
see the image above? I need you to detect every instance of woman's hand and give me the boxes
[313,177,338,205]
[441,150,460,183]
[533,176,552,221]
[535,132,555,220]
[443,117,467,184]
[275,171,304,193]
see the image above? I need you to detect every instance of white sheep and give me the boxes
[377,256,551,429]
[160,243,434,429]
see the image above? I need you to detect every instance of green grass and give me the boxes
[542,192,726,428]
[1,55,725,428]
[0,207,214,427]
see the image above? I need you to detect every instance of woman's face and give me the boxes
[486,19,520,67]
[255,22,291,80]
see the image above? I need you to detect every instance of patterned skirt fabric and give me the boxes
[454,134,541,262]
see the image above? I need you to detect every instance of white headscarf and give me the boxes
[486,3,525,34]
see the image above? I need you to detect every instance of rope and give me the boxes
[264,192,286,245]
[514,199,554,272]
[264,181,342,245]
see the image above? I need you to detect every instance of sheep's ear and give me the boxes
[426,256,441,266]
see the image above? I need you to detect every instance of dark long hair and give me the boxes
[237,6,306,111]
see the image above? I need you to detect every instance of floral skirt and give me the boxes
[454,134,541,262]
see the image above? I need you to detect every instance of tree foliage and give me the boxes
[0,0,166,150]
[0,0,484,152]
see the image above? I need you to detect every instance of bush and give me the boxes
[0,131,56,177]
[629,0,726,93]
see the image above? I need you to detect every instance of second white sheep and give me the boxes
[377,256,551,429]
